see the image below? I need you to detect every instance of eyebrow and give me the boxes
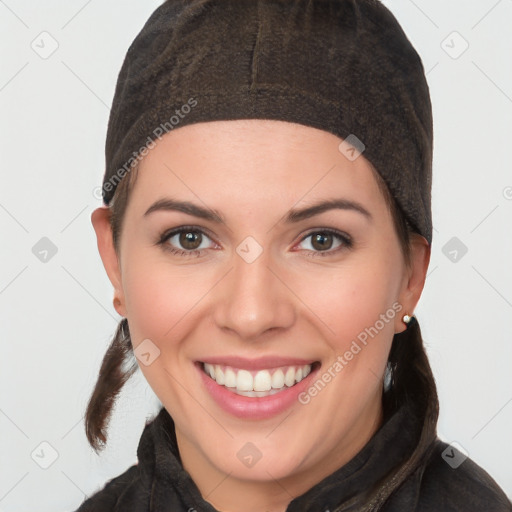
[143,197,372,223]
[144,199,225,223]
[285,198,372,223]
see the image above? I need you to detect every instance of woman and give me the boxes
[76,1,511,511]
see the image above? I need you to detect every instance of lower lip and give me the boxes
[197,363,320,420]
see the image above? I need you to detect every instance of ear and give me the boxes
[91,207,127,317]
[395,233,431,333]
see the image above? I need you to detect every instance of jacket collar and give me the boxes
[136,401,423,512]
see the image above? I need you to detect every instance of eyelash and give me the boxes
[157,225,353,258]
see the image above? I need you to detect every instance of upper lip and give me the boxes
[198,356,317,371]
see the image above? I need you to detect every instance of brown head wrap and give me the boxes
[103,0,433,244]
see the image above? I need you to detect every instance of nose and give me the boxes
[213,243,296,341]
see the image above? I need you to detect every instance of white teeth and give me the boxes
[271,369,285,389]
[224,368,236,387]
[205,363,216,379]
[203,363,313,394]
[284,367,296,387]
[215,366,225,385]
[253,370,272,392]
[236,370,253,391]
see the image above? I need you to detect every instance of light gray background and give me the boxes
[1,1,511,510]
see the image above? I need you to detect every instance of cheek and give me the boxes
[119,252,211,414]
[299,258,401,347]
[120,246,215,342]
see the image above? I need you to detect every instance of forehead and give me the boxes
[131,119,386,214]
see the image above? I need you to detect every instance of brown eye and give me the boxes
[310,232,334,251]
[179,231,203,250]
[159,227,215,256]
[296,229,352,257]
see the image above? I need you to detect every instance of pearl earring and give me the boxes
[402,314,412,325]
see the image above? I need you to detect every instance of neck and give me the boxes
[175,397,384,512]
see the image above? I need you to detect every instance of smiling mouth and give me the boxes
[201,362,321,397]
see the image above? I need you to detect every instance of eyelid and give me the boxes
[299,227,352,242]
[158,225,352,257]
[294,228,352,252]
[159,225,218,244]
[157,225,220,256]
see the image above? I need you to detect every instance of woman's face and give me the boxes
[93,119,429,497]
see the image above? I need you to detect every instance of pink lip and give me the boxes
[196,361,320,420]
[199,355,315,371]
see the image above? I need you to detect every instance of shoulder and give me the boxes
[73,463,150,512]
[415,439,512,512]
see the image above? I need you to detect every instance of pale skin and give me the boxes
[92,119,430,512]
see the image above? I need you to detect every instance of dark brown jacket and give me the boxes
[74,402,511,512]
